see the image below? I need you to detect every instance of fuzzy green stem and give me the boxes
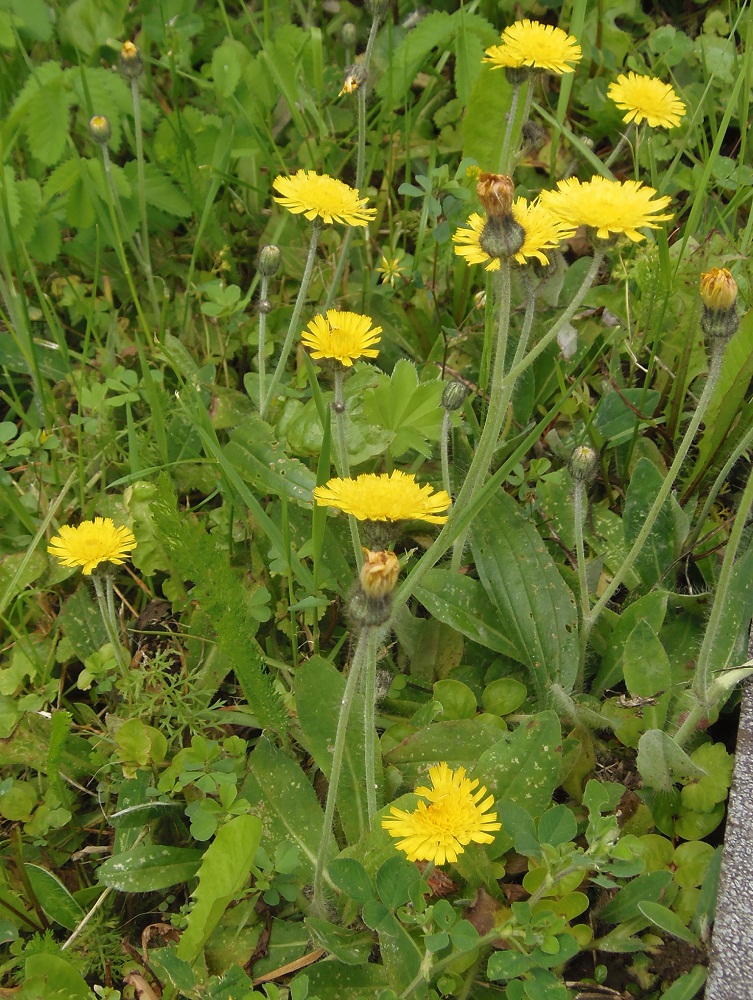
[92,573,129,674]
[498,79,522,174]
[603,122,636,171]
[312,629,370,915]
[257,274,269,409]
[130,77,160,318]
[685,420,753,554]
[333,368,363,566]
[262,222,321,419]
[585,341,726,641]
[451,261,512,571]
[573,480,589,688]
[362,627,380,823]
[694,455,753,706]
[399,250,603,600]
[440,410,452,498]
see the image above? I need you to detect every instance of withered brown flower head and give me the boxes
[476,173,515,222]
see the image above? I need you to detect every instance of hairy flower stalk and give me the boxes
[569,445,599,683]
[256,245,280,407]
[261,222,321,418]
[333,368,363,565]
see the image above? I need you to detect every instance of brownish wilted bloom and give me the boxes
[476,172,515,222]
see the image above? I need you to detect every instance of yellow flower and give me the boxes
[607,72,685,129]
[376,252,407,288]
[700,268,737,311]
[453,199,575,269]
[314,470,451,524]
[540,176,672,242]
[382,763,501,865]
[484,20,582,75]
[48,517,136,575]
[302,310,381,367]
[273,170,376,226]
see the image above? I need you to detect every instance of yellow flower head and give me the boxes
[607,72,685,129]
[382,763,502,865]
[453,198,575,269]
[700,268,738,311]
[273,170,376,226]
[48,517,136,575]
[376,253,407,287]
[302,310,381,367]
[359,548,400,598]
[314,470,451,524]
[484,20,582,75]
[540,176,672,242]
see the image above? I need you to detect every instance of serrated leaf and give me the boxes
[177,815,262,963]
[98,845,203,892]
[24,77,71,166]
[24,865,85,931]
[362,360,443,458]
[123,161,193,218]
[471,492,579,697]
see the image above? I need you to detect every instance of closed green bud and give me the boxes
[568,445,598,483]
[341,22,357,47]
[119,41,144,80]
[88,115,111,144]
[442,381,469,412]
[258,244,281,277]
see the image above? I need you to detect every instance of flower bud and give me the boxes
[88,115,111,144]
[700,268,737,311]
[258,244,281,277]
[339,63,368,96]
[341,22,358,47]
[476,172,515,222]
[700,268,739,342]
[119,40,144,80]
[258,298,273,315]
[359,549,399,599]
[480,216,525,259]
[442,381,469,412]
[568,445,598,483]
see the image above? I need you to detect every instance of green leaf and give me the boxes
[212,38,246,98]
[362,360,443,458]
[702,546,753,679]
[225,416,316,505]
[97,845,203,892]
[471,492,579,697]
[384,718,504,787]
[241,736,336,883]
[487,950,533,980]
[474,711,562,824]
[482,678,528,717]
[21,954,94,999]
[638,901,700,945]
[463,65,514,168]
[432,679,477,720]
[123,161,193,218]
[375,856,421,909]
[24,865,84,931]
[660,966,707,1000]
[377,911,423,992]
[623,458,677,591]
[598,871,674,923]
[306,917,375,965]
[24,75,71,166]
[327,858,374,904]
[680,742,733,812]
[295,655,376,845]
[637,730,706,792]
[537,805,577,848]
[593,389,661,445]
[306,959,388,996]
[592,591,668,695]
[177,815,262,963]
[623,620,671,698]
[415,569,523,660]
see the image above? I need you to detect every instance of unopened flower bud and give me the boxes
[476,172,515,222]
[341,22,358,47]
[258,244,281,277]
[480,216,525,259]
[88,115,111,144]
[700,268,739,342]
[258,298,273,315]
[700,268,737,311]
[442,381,469,412]
[359,549,399,599]
[568,445,598,483]
[339,63,368,96]
[522,120,547,150]
[119,40,144,80]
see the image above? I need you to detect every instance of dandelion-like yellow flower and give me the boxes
[484,20,582,75]
[314,470,451,524]
[273,170,376,226]
[382,763,501,865]
[607,72,685,129]
[453,199,575,269]
[376,253,407,288]
[48,517,136,575]
[540,176,672,243]
[302,310,381,367]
